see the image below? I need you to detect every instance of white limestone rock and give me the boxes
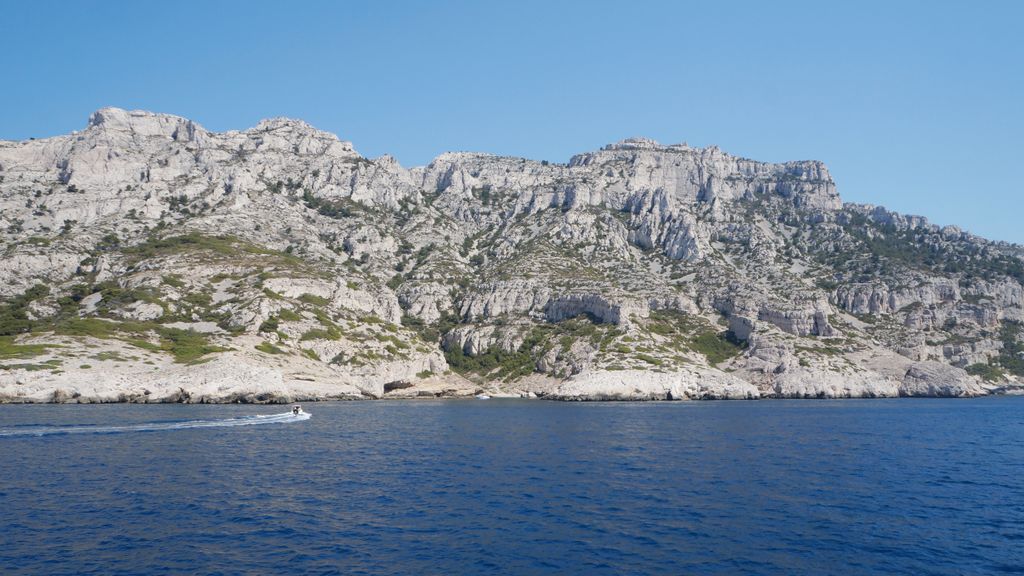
[0,250,84,297]
[900,362,985,397]
[771,367,900,399]
[548,368,760,401]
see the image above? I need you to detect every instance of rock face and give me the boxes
[0,338,368,404]
[544,294,647,325]
[548,369,760,401]
[900,362,985,398]
[0,108,1022,402]
[771,368,901,399]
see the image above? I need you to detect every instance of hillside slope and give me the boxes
[0,108,1021,402]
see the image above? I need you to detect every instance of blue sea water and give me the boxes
[0,398,1022,575]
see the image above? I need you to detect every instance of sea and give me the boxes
[0,397,1022,575]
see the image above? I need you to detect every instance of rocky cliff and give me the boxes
[0,108,1021,402]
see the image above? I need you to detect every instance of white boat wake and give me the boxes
[0,411,311,437]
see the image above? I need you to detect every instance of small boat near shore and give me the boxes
[475,394,491,400]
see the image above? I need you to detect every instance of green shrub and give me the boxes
[299,326,341,341]
[444,325,552,382]
[258,317,279,333]
[255,341,285,355]
[298,293,330,307]
[690,331,745,365]
[445,343,537,382]
[401,313,448,344]
[0,336,51,360]
[53,317,122,339]
[53,318,224,364]
[815,278,839,292]
[965,363,1004,382]
[386,274,404,290]
[997,322,1024,377]
[635,353,662,365]
[0,284,49,336]
[375,333,409,349]
[300,190,364,219]
[156,327,228,364]
[162,275,186,288]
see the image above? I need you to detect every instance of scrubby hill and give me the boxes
[0,108,1021,402]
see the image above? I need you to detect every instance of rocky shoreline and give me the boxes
[2,341,1019,404]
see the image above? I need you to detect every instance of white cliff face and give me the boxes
[459,281,552,320]
[772,368,901,399]
[544,294,648,326]
[0,338,368,404]
[836,279,961,315]
[569,139,839,210]
[548,368,760,401]
[0,108,1021,402]
[398,283,451,323]
[900,362,986,397]
[0,248,85,297]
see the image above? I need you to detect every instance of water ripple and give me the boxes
[0,398,1022,575]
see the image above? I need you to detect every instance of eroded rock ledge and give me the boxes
[2,357,1014,404]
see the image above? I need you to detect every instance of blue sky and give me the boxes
[3,0,1022,242]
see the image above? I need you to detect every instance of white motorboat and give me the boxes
[291,405,306,416]
[475,394,491,400]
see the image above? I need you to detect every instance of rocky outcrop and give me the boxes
[443,325,511,356]
[398,283,451,323]
[0,345,368,404]
[0,249,85,297]
[836,279,961,315]
[771,368,900,399]
[899,362,985,397]
[344,349,449,398]
[460,281,550,320]
[716,294,836,337]
[568,139,841,211]
[544,294,647,326]
[548,369,760,401]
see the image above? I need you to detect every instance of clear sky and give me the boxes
[3,0,1022,243]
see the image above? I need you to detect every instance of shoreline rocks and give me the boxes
[0,355,1019,404]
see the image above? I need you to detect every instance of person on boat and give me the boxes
[292,405,301,415]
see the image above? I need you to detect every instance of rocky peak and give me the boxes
[86,107,206,143]
[428,151,504,166]
[564,137,839,211]
[601,137,689,152]
[246,116,357,157]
